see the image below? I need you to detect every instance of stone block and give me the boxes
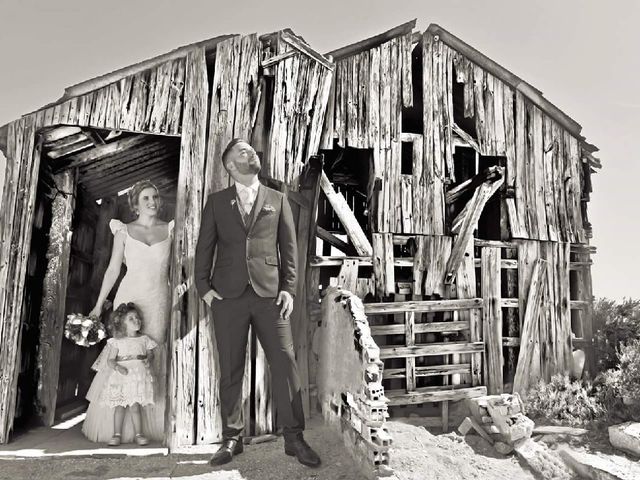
[559,446,640,480]
[608,422,640,458]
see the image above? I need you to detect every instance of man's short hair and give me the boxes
[221,138,246,169]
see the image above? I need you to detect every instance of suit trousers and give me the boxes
[211,285,305,441]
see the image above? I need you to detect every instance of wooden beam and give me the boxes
[325,19,417,61]
[47,139,94,159]
[384,364,472,379]
[371,320,470,336]
[40,126,82,143]
[365,298,482,314]
[451,123,481,154]
[445,168,504,284]
[280,31,334,70]
[320,171,372,256]
[316,226,357,255]
[379,342,485,359]
[385,385,487,405]
[446,165,503,204]
[36,169,77,426]
[54,135,152,171]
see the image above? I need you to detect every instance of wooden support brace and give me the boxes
[445,168,504,284]
[320,171,373,256]
[316,226,357,256]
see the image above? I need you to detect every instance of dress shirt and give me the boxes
[235,179,260,215]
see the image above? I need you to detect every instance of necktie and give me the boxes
[239,188,254,215]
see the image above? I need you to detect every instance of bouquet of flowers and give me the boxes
[64,313,107,347]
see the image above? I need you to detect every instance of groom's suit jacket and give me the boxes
[194,183,297,299]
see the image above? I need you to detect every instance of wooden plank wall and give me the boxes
[40,58,186,135]
[446,36,587,244]
[266,34,334,186]
[0,116,40,443]
[198,34,261,444]
[320,33,414,233]
[516,240,573,385]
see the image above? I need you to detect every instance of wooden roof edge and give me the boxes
[425,24,589,143]
[324,18,417,61]
[58,33,238,102]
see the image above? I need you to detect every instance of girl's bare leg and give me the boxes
[130,403,142,435]
[113,406,125,434]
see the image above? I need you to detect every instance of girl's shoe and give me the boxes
[135,434,149,446]
[107,434,121,446]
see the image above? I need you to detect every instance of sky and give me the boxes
[0,0,638,300]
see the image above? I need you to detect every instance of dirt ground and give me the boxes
[388,420,536,480]
[0,416,547,480]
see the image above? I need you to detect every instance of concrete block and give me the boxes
[494,441,514,455]
[559,446,640,480]
[608,422,640,458]
[514,439,574,480]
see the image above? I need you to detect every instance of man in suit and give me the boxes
[194,138,320,468]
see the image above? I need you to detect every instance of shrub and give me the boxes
[593,298,640,371]
[524,374,605,426]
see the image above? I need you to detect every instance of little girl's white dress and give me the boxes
[100,335,157,408]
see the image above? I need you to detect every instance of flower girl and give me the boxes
[101,302,157,446]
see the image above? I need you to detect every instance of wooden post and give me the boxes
[481,247,503,394]
[167,47,208,449]
[36,169,77,426]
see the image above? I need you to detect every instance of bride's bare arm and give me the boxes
[89,231,126,317]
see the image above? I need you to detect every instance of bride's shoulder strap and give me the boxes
[109,219,127,236]
[168,219,175,236]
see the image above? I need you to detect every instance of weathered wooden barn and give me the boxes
[0,19,599,446]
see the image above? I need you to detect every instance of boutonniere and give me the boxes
[261,204,276,214]
[230,199,237,208]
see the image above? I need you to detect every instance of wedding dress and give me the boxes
[82,219,173,444]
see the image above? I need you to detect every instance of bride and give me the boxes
[83,179,181,444]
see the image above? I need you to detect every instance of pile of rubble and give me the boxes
[457,393,640,480]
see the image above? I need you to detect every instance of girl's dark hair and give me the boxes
[108,302,143,338]
[127,179,162,214]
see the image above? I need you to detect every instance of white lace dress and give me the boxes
[100,335,157,408]
[82,219,173,443]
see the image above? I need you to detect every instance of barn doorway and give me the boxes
[13,126,180,442]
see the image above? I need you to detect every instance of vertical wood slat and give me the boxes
[405,311,416,392]
[36,169,77,427]
[456,241,482,386]
[481,247,503,394]
[167,47,208,449]
[401,33,413,108]
[542,115,559,242]
[531,106,548,241]
[372,233,395,297]
[513,258,547,395]
[0,115,40,443]
[422,33,445,235]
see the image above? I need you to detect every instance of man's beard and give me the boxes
[236,153,261,175]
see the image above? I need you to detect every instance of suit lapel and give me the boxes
[227,187,247,232]
[246,183,266,233]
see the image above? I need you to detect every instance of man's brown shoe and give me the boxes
[284,435,321,468]
[209,438,243,466]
